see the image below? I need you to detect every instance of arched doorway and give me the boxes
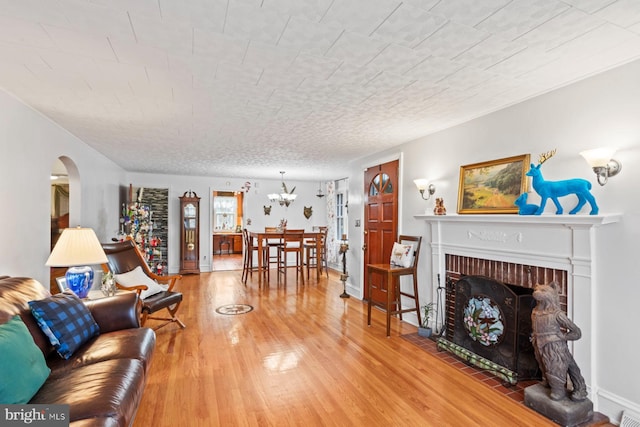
[50,158,69,250]
[49,156,80,292]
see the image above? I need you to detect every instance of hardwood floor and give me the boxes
[211,253,243,271]
[133,268,558,427]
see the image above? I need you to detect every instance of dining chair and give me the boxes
[277,229,305,286]
[366,235,422,336]
[304,226,329,279]
[102,238,185,330]
[241,229,267,285]
[264,226,282,281]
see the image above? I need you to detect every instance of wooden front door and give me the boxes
[363,160,399,302]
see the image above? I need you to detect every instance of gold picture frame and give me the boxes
[457,154,530,214]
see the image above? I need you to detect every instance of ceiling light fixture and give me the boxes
[316,182,325,198]
[579,147,622,186]
[268,171,297,207]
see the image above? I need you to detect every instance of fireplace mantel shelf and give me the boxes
[414,213,621,227]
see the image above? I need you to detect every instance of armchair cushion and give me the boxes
[29,292,100,359]
[0,316,50,404]
[114,266,167,299]
[390,242,414,268]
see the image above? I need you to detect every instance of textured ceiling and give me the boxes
[2,0,640,180]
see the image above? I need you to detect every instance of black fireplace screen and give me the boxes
[452,275,541,381]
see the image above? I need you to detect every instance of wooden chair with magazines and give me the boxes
[366,235,422,337]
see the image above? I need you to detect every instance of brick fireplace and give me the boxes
[444,254,568,327]
[415,214,620,407]
[440,254,568,384]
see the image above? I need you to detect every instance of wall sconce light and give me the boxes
[414,179,435,200]
[579,148,622,186]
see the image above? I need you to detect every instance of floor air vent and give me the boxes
[621,410,640,427]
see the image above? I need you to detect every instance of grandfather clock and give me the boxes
[179,191,200,274]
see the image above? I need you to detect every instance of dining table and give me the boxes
[249,230,323,286]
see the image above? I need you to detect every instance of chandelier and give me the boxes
[268,171,297,207]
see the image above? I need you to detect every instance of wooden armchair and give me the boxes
[102,238,185,330]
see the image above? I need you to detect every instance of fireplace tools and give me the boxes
[339,238,349,298]
[435,274,444,335]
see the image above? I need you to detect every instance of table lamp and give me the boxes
[46,227,108,298]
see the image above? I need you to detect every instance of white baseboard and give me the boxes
[596,388,640,425]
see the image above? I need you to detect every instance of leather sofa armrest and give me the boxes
[84,292,141,332]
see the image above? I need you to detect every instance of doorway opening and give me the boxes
[212,190,244,271]
[50,156,78,293]
[50,158,69,251]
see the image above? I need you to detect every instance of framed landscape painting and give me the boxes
[457,154,530,214]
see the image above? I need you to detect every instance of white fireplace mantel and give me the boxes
[415,213,621,269]
[414,213,621,226]
[415,212,622,408]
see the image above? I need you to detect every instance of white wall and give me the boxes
[0,86,328,283]
[0,90,124,285]
[123,172,328,272]
[347,59,640,422]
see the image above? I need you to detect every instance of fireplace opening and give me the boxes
[437,255,567,385]
[450,275,540,383]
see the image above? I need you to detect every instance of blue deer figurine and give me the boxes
[526,150,598,215]
[514,193,538,215]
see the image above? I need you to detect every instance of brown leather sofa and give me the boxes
[0,276,155,426]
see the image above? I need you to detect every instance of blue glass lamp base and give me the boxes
[65,266,94,299]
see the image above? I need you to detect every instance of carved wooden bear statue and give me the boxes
[531,281,588,401]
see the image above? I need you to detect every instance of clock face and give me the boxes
[463,296,504,347]
[185,203,196,217]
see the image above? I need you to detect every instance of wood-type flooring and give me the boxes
[132,268,568,426]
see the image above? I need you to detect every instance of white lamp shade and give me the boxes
[46,227,108,267]
[580,147,617,167]
[414,179,430,191]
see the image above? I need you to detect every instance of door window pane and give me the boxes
[369,173,393,195]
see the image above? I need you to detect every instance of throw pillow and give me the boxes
[390,242,414,268]
[29,292,100,360]
[0,316,51,403]
[113,266,167,300]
